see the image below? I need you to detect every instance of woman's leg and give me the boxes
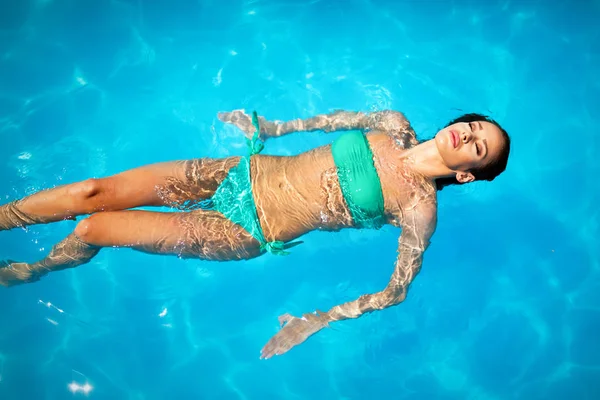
[0,157,241,231]
[0,208,260,287]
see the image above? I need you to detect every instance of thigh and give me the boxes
[150,157,241,209]
[96,160,190,210]
[104,157,241,209]
[77,209,261,261]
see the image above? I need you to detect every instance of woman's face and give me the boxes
[435,120,505,182]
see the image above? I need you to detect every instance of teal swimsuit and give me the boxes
[201,111,386,255]
[331,129,386,229]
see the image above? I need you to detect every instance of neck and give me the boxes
[400,139,455,181]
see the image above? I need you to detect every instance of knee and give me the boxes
[68,178,102,199]
[67,178,109,212]
[74,215,98,242]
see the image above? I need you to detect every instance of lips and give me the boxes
[449,130,458,148]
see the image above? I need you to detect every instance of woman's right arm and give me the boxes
[218,109,416,143]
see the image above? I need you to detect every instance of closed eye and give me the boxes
[468,122,481,156]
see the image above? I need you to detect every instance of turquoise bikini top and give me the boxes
[331,130,386,229]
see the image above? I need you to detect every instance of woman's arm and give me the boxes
[268,110,412,137]
[218,109,417,144]
[260,201,437,359]
[324,204,436,322]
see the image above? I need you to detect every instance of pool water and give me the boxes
[0,0,599,399]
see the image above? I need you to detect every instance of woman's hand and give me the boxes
[218,110,277,140]
[218,110,255,138]
[260,312,329,359]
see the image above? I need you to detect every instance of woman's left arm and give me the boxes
[260,203,437,359]
[218,109,418,146]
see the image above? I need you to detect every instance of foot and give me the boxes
[0,260,41,287]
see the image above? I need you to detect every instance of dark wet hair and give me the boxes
[435,113,511,191]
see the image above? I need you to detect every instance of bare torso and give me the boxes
[252,130,437,243]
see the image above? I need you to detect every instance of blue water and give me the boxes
[1,0,599,399]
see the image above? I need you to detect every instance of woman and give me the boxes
[0,109,510,358]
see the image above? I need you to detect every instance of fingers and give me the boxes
[260,335,292,359]
[260,342,275,359]
[260,338,277,359]
[261,334,282,359]
[261,317,302,359]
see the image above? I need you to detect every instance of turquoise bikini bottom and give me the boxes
[198,112,299,255]
[199,155,296,255]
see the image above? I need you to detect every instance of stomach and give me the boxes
[250,146,353,242]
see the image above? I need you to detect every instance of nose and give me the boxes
[461,131,472,143]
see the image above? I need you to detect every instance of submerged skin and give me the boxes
[0,109,504,358]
